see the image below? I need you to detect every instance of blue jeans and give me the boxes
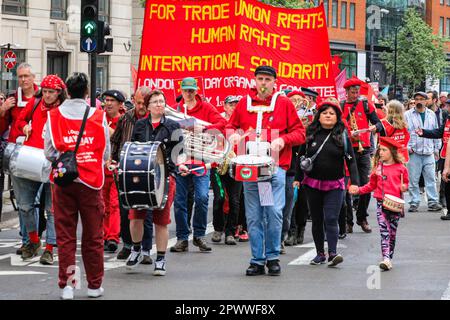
[407,153,439,206]
[13,176,56,245]
[11,175,38,244]
[243,167,286,265]
[174,171,210,240]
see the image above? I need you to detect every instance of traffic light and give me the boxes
[97,21,113,53]
[80,0,99,53]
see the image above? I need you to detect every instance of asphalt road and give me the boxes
[1,190,450,301]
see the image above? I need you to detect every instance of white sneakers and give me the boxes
[60,286,74,300]
[87,287,105,298]
[379,259,393,271]
[60,286,104,299]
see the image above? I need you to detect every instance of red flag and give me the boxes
[131,64,138,90]
[331,55,342,78]
[335,69,347,101]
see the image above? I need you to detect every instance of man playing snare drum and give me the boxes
[227,65,306,276]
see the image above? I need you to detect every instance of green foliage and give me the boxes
[379,8,448,94]
[259,0,314,9]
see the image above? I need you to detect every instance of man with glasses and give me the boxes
[170,77,227,253]
[405,92,442,212]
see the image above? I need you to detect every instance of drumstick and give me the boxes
[400,174,403,190]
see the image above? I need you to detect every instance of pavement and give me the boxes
[1,190,450,301]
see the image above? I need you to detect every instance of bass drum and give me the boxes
[118,141,169,210]
[7,143,51,182]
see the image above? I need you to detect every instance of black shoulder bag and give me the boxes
[52,106,90,187]
[299,132,332,173]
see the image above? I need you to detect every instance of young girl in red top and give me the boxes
[350,137,409,271]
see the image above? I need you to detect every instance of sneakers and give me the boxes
[266,260,281,276]
[153,258,166,276]
[211,231,223,243]
[106,240,118,253]
[141,251,153,265]
[428,203,443,212]
[60,286,74,300]
[21,241,42,260]
[338,233,347,240]
[126,249,143,270]
[239,231,249,242]
[357,220,372,233]
[16,243,26,255]
[379,259,393,271]
[246,263,265,276]
[193,237,212,252]
[39,250,54,265]
[117,247,131,260]
[408,204,419,212]
[225,235,237,245]
[87,287,104,298]
[170,240,189,252]
[328,254,344,267]
[441,213,450,220]
[284,234,295,246]
[310,253,326,265]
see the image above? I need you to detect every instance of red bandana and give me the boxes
[40,75,66,90]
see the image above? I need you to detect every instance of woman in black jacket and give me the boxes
[294,101,359,267]
[126,90,183,276]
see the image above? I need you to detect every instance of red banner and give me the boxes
[137,0,336,107]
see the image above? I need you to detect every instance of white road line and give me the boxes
[0,271,47,275]
[441,280,450,300]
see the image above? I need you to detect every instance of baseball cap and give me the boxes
[224,95,240,104]
[181,77,198,90]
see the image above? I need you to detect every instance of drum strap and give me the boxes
[26,97,42,123]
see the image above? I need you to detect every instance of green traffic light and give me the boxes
[82,21,96,35]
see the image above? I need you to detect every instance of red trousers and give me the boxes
[52,182,104,290]
[102,175,120,243]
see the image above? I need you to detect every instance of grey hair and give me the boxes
[135,86,152,98]
[17,63,35,76]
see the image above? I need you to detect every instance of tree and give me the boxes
[259,0,314,9]
[379,8,448,95]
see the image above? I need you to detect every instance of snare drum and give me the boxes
[382,194,405,213]
[229,155,275,182]
[118,141,169,210]
[6,143,51,183]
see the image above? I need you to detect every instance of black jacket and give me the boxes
[131,115,183,175]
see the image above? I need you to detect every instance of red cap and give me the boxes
[379,137,403,150]
[343,76,362,89]
[317,101,342,115]
[287,90,305,98]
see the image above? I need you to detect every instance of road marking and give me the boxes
[289,241,347,266]
[0,271,47,275]
[441,280,450,300]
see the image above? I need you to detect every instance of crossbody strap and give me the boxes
[74,106,91,154]
[310,132,332,161]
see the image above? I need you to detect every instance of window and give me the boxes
[2,0,27,16]
[47,51,69,81]
[331,49,357,79]
[447,18,450,37]
[50,0,67,20]
[98,0,110,23]
[331,0,338,27]
[0,49,26,94]
[441,66,450,93]
[96,56,109,93]
[349,3,355,29]
[440,17,445,36]
[323,0,329,26]
[341,2,347,29]
[441,0,444,5]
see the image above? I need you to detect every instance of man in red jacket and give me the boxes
[227,66,306,276]
[14,75,66,264]
[170,77,227,253]
[0,63,39,253]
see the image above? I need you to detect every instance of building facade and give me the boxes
[0,0,133,97]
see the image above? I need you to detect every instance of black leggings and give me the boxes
[305,186,344,255]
